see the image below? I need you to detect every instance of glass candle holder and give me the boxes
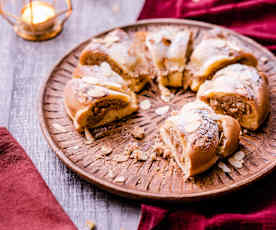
[0,0,72,41]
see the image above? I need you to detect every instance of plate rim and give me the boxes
[38,18,276,202]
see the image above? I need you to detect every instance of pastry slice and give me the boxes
[197,64,270,130]
[216,114,241,158]
[160,101,240,178]
[73,62,129,93]
[188,32,257,91]
[64,78,138,132]
[146,28,192,90]
[79,29,152,92]
[159,101,240,178]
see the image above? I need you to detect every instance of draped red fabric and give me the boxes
[138,170,276,230]
[138,0,276,52]
[138,1,276,229]
[0,127,77,230]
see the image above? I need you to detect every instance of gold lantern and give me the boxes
[0,0,72,41]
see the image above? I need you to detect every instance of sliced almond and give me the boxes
[140,99,151,110]
[52,123,66,132]
[101,145,113,155]
[218,162,231,173]
[155,105,170,115]
[228,157,243,169]
[114,154,129,163]
[114,176,125,183]
[84,128,94,144]
[233,151,245,161]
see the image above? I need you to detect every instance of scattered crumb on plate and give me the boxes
[124,142,138,155]
[134,149,148,161]
[163,149,171,159]
[152,142,165,156]
[131,127,145,139]
[150,152,157,161]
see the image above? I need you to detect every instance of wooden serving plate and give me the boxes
[38,19,276,202]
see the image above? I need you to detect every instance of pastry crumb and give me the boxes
[140,99,151,110]
[153,142,165,156]
[170,110,178,116]
[163,149,171,159]
[134,149,148,161]
[86,220,95,230]
[124,142,138,155]
[131,127,145,139]
[150,152,157,161]
[95,154,104,160]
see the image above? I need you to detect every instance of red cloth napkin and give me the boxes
[0,127,77,230]
[138,171,276,230]
[138,0,276,52]
[138,1,276,229]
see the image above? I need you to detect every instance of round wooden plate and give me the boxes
[38,19,276,202]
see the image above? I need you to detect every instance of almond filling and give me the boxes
[160,127,189,177]
[208,96,252,121]
[81,52,125,77]
[86,99,128,127]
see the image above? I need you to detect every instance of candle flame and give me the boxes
[22,1,55,24]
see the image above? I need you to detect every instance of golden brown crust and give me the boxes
[79,29,152,92]
[64,78,138,131]
[197,64,270,130]
[145,28,192,89]
[160,101,241,178]
[187,31,257,91]
[216,114,241,158]
[160,101,220,178]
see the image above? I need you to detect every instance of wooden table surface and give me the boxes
[0,1,145,229]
